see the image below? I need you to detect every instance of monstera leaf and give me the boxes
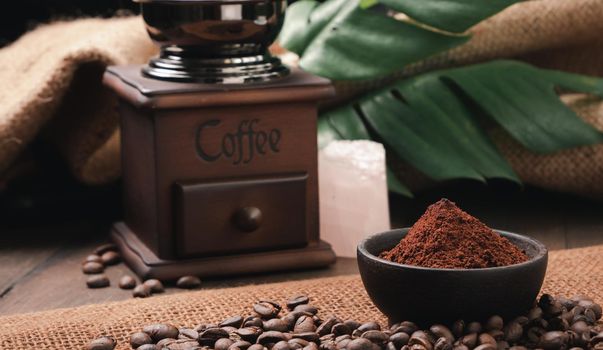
[279,0,521,80]
[281,0,603,196]
[318,61,603,195]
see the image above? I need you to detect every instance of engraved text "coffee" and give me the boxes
[196,119,281,164]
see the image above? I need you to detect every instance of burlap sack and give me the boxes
[0,244,601,349]
[2,0,603,195]
[0,16,156,184]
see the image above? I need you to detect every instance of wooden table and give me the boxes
[1,185,602,316]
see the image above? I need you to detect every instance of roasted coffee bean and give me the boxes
[539,331,568,350]
[503,322,523,343]
[143,324,179,342]
[176,275,202,289]
[346,338,373,350]
[215,338,235,350]
[133,284,152,298]
[84,254,103,264]
[258,331,287,345]
[332,323,352,336]
[87,336,116,350]
[410,345,428,350]
[254,301,281,319]
[156,338,177,348]
[82,262,104,274]
[434,337,452,350]
[578,300,602,320]
[496,340,509,350]
[320,340,337,350]
[131,331,153,348]
[217,326,235,334]
[467,322,483,334]
[167,339,201,350]
[304,343,319,350]
[409,332,433,350]
[317,317,339,336]
[479,333,497,346]
[451,320,464,338]
[473,344,496,350]
[385,342,397,350]
[390,332,410,348]
[344,320,361,331]
[94,243,117,255]
[526,327,546,344]
[358,322,382,333]
[282,312,309,330]
[261,318,288,332]
[119,275,137,289]
[274,340,293,350]
[199,327,229,346]
[531,318,549,330]
[430,325,455,344]
[287,295,310,310]
[143,279,164,293]
[292,332,320,343]
[457,333,478,349]
[86,274,110,288]
[294,315,316,333]
[248,345,267,350]
[244,316,264,328]
[488,330,504,341]
[101,251,121,265]
[290,338,311,349]
[178,328,199,340]
[235,327,263,342]
[230,341,252,350]
[591,332,603,346]
[452,345,469,350]
[486,316,504,331]
[512,316,529,327]
[528,308,544,322]
[136,344,159,350]
[508,346,527,350]
[294,304,319,315]
[220,315,244,328]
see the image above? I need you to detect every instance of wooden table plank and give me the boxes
[2,185,603,316]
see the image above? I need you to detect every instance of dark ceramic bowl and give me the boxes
[357,228,548,326]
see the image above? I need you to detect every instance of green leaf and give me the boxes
[279,0,350,56]
[359,88,492,182]
[281,0,468,80]
[444,61,603,153]
[319,61,603,187]
[375,0,521,33]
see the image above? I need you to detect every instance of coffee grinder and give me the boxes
[103,0,336,280]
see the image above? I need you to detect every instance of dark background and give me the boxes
[0,1,138,46]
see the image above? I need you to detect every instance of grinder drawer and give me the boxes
[174,174,308,257]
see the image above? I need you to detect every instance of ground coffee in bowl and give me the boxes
[380,199,528,269]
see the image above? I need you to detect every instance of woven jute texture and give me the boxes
[0,16,156,184]
[2,0,603,195]
[0,244,602,349]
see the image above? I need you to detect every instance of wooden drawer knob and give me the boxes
[234,206,263,232]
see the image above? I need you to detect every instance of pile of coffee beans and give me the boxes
[83,243,202,298]
[83,243,122,289]
[88,293,602,350]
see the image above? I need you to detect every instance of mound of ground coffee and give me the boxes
[381,198,528,268]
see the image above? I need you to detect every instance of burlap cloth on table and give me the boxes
[3,0,603,196]
[0,244,602,349]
